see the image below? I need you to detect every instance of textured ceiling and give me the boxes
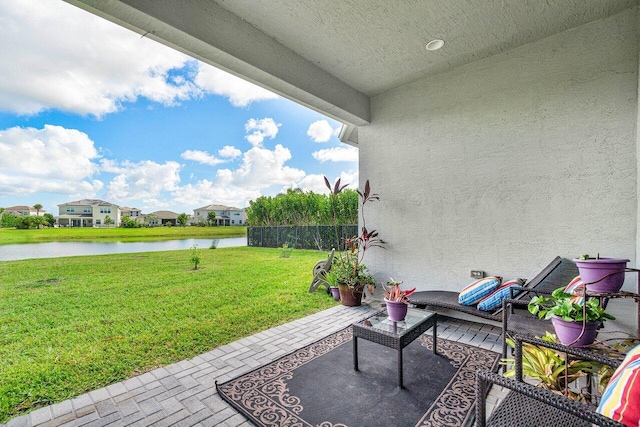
[212,0,637,97]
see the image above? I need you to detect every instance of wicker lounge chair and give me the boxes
[409,256,579,357]
[308,248,335,293]
[476,334,624,426]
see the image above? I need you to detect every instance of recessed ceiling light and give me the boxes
[426,39,445,51]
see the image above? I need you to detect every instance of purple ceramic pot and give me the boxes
[573,257,629,293]
[385,299,408,322]
[551,315,599,347]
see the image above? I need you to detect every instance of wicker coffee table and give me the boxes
[352,308,437,388]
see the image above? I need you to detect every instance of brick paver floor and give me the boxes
[3,302,507,427]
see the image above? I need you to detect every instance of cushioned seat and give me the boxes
[409,256,580,357]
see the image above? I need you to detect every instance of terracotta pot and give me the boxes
[338,284,362,306]
[573,257,629,293]
[385,299,408,322]
[551,315,600,347]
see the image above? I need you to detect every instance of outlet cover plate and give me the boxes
[470,270,485,279]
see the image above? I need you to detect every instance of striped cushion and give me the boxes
[477,278,526,311]
[564,276,585,306]
[597,344,640,426]
[458,276,502,306]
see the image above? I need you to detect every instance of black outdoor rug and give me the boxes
[216,327,500,427]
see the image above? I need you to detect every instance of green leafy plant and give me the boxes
[502,332,603,401]
[190,244,201,270]
[578,253,600,260]
[280,242,293,258]
[322,269,340,288]
[528,287,615,323]
[382,278,415,304]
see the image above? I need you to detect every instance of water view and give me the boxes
[0,237,247,261]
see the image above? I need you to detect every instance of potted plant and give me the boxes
[322,269,341,301]
[528,287,615,347]
[382,278,416,322]
[573,253,629,293]
[325,177,384,306]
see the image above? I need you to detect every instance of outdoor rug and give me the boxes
[216,327,500,427]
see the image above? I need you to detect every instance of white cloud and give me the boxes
[171,144,306,208]
[0,0,202,117]
[180,149,225,166]
[218,145,242,159]
[244,118,281,147]
[312,145,359,163]
[306,120,340,142]
[289,170,359,194]
[194,64,279,107]
[104,160,182,201]
[0,125,103,196]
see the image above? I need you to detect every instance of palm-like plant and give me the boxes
[324,176,385,293]
[502,332,603,401]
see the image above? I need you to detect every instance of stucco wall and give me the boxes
[360,9,639,293]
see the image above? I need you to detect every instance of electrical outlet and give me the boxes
[470,270,485,279]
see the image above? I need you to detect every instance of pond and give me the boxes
[0,237,247,261]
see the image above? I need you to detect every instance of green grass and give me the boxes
[0,226,246,245]
[0,247,335,422]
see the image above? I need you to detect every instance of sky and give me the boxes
[0,0,359,216]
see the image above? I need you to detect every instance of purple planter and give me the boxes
[573,257,629,293]
[551,315,599,347]
[385,299,408,322]
[330,286,341,301]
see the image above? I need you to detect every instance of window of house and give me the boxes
[83,208,91,213]
[66,207,74,213]
[232,220,235,224]
[96,219,101,225]
[100,208,111,214]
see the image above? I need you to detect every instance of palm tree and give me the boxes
[33,203,43,216]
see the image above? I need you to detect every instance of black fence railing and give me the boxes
[247,225,357,251]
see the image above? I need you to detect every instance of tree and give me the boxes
[33,203,43,216]
[177,213,189,227]
[0,207,4,228]
[207,211,217,226]
[120,215,140,228]
[104,215,113,226]
[43,213,55,227]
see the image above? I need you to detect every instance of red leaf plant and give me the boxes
[383,278,416,304]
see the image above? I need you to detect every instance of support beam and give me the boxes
[65,0,371,126]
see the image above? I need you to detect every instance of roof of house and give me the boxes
[120,206,141,212]
[149,210,179,219]
[195,204,244,212]
[4,205,37,212]
[58,199,119,207]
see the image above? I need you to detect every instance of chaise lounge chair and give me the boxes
[409,256,579,357]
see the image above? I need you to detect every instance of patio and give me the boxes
[3,301,507,427]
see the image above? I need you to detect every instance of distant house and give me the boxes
[120,206,141,219]
[4,205,45,216]
[193,204,246,226]
[147,210,179,226]
[57,199,120,227]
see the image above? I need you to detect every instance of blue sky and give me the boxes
[0,0,358,216]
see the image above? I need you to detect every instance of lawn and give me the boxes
[0,226,246,245]
[0,246,335,422]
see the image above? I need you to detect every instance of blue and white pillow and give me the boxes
[458,276,502,306]
[477,278,526,311]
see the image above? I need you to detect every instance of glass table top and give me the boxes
[356,307,436,336]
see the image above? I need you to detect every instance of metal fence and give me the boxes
[247,225,357,251]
